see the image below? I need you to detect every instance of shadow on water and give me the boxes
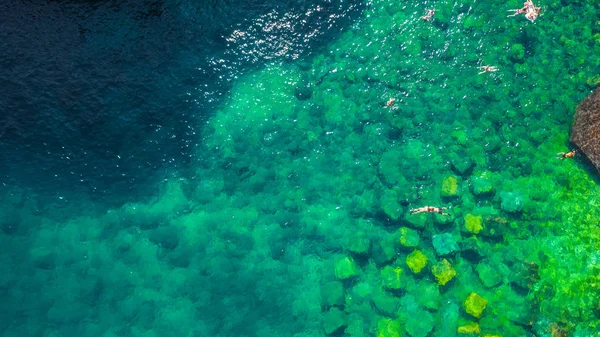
[0,0,363,208]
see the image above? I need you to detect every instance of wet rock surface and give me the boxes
[571,88,600,172]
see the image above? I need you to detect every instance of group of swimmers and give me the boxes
[419,0,541,78]
[391,1,577,216]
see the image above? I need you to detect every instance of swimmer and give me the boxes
[420,9,435,21]
[410,206,449,216]
[507,7,526,17]
[525,6,541,21]
[478,65,499,74]
[385,98,396,108]
[557,150,577,160]
[508,0,541,21]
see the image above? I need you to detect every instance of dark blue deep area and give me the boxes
[0,0,361,207]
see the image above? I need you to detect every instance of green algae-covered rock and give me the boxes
[457,322,480,335]
[351,282,374,301]
[470,176,494,197]
[499,192,524,214]
[345,315,366,337]
[404,212,427,229]
[379,148,405,186]
[587,74,600,87]
[381,189,404,220]
[345,231,370,254]
[432,259,456,286]
[450,155,474,176]
[372,289,401,316]
[463,214,483,234]
[381,265,403,290]
[335,256,359,280]
[432,233,459,256]
[399,227,420,248]
[413,281,440,310]
[475,262,503,288]
[405,308,434,337]
[441,176,460,198]
[434,211,455,229]
[406,250,428,273]
[377,318,402,337]
[460,236,483,262]
[509,43,525,61]
[323,307,346,334]
[396,294,434,337]
[321,281,344,307]
[375,235,397,264]
[463,292,488,318]
[436,301,459,337]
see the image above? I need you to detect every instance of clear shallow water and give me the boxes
[2,0,600,336]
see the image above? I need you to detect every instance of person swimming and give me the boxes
[557,150,577,160]
[478,65,499,74]
[410,206,449,216]
[420,9,435,21]
[507,0,541,22]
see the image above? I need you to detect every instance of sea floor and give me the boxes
[2,0,600,336]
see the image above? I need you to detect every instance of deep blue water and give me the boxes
[0,0,362,207]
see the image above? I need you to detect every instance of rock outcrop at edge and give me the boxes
[571,88,600,173]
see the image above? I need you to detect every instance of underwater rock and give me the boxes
[398,227,420,248]
[406,250,428,273]
[499,191,524,214]
[334,256,359,280]
[463,214,483,234]
[372,289,401,316]
[475,261,503,288]
[450,155,475,176]
[463,292,488,318]
[470,175,494,197]
[571,88,600,173]
[457,322,480,335]
[377,318,402,337]
[509,43,525,62]
[381,189,404,220]
[460,236,483,262]
[351,282,374,301]
[323,307,346,334]
[321,281,345,307]
[405,308,434,337]
[403,212,427,230]
[432,233,459,256]
[294,73,313,101]
[441,175,460,198]
[381,266,403,290]
[433,212,455,229]
[374,235,397,264]
[436,301,459,337]
[410,281,441,310]
[432,259,456,286]
[345,231,370,255]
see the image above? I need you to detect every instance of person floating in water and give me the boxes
[410,206,449,216]
[557,150,577,160]
[478,65,499,74]
[507,0,541,22]
[385,98,396,108]
[420,9,435,21]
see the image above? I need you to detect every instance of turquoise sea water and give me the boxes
[2,0,600,336]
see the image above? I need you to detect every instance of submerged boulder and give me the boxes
[571,88,600,172]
